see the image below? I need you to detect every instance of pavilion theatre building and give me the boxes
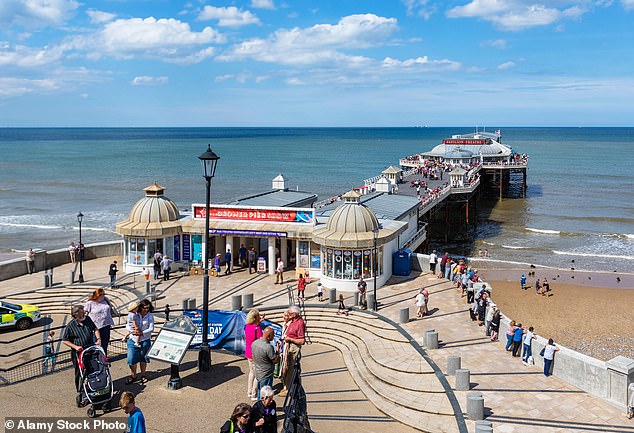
[115,175,424,292]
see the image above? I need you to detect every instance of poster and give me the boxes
[183,310,282,355]
[173,235,180,261]
[182,234,191,261]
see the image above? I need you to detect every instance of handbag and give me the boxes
[539,347,545,357]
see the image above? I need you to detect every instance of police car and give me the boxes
[0,301,41,330]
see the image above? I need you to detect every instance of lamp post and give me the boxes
[198,144,220,372]
[372,227,379,311]
[77,212,84,283]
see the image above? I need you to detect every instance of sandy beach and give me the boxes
[478,268,634,361]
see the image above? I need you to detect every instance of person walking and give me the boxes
[520,274,527,290]
[25,248,35,274]
[120,392,146,433]
[125,299,154,385]
[542,338,560,376]
[214,253,222,275]
[275,258,284,284]
[68,242,76,265]
[161,255,171,281]
[357,277,367,309]
[297,274,306,300]
[62,305,101,392]
[42,330,56,372]
[84,288,115,356]
[248,248,257,274]
[251,327,280,399]
[280,306,305,397]
[239,244,248,268]
[152,254,161,280]
[225,249,232,275]
[108,260,118,288]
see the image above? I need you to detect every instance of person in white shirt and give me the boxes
[275,258,284,284]
[542,338,559,377]
[522,326,537,364]
[429,250,438,274]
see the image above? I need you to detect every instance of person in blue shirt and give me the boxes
[225,250,232,274]
[120,391,146,433]
[512,323,524,357]
[520,274,526,290]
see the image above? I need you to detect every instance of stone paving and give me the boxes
[2,258,634,432]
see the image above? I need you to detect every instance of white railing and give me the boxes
[402,224,427,250]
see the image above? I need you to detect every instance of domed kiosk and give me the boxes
[115,183,183,273]
[312,190,406,292]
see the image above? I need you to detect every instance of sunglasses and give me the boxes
[240,414,250,419]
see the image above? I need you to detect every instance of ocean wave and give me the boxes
[501,245,529,250]
[552,250,634,261]
[600,233,634,240]
[525,227,560,235]
[0,222,62,230]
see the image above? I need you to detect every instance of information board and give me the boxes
[148,329,195,365]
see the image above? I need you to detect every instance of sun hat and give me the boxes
[127,300,140,312]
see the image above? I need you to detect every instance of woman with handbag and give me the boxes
[245,309,265,401]
[84,288,115,355]
[541,338,559,377]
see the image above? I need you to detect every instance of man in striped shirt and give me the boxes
[62,305,101,391]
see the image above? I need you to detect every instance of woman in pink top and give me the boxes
[244,309,264,401]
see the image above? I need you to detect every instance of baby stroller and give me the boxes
[75,345,114,417]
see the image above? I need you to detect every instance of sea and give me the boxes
[1,127,633,273]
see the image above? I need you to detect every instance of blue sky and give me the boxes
[1,0,633,126]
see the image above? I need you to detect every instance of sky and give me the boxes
[1,0,634,127]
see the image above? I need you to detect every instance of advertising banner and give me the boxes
[182,234,191,261]
[183,310,282,355]
[193,205,314,224]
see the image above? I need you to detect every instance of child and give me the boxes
[120,391,146,433]
[520,274,526,290]
[43,330,56,371]
[317,283,324,302]
[336,294,348,316]
[123,302,142,348]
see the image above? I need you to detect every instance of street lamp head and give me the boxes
[77,212,84,224]
[199,144,220,180]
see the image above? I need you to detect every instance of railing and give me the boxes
[420,185,452,214]
[402,224,427,250]
[282,354,315,433]
[481,160,528,168]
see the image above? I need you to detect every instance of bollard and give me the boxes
[187,298,197,310]
[329,288,337,304]
[182,298,190,311]
[399,307,409,324]
[475,420,493,433]
[231,294,242,311]
[367,294,376,311]
[426,331,439,349]
[447,356,461,375]
[455,369,471,391]
[145,280,151,295]
[70,270,75,284]
[43,272,50,288]
[353,291,359,306]
[467,393,484,421]
[243,293,254,309]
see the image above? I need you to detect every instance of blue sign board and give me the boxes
[173,235,181,261]
[182,234,191,261]
[209,229,287,238]
[183,310,282,355]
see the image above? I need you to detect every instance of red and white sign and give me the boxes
[192,205,314,224]
[442,139,490,145]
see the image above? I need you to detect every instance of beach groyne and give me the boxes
[0,241,123,282]
[414,252,634,410]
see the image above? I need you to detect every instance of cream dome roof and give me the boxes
[312,190,381,248]
[115,183,182,237]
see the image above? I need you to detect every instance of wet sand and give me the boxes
[478,268,634,361]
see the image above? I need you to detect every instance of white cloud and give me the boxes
[497,61,516,69]
[131,76,168,86]
[198,6,260,27]
[0,0,79,29]
[382,56,461,71]
[0,77,59,98]
[286,77,305,85]
[402,0,436,19]
[621,0,634,9]
[251,0,275,10]
[218,14,398,66]
[86,9,116,24]
[70,17,224,64]
[0,43,64,67]
[481,39,508,49]
[447,0,591,31]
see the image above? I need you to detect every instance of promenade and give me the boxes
[1,258,633,432]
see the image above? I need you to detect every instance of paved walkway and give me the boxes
[2,259,634,432]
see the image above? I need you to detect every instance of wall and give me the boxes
[412,252,631,408]
[0,241,123,281]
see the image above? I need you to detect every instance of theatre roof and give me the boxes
[224,189,318,208]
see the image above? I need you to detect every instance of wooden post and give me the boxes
[523,168,527,197]
[499,169,503,199]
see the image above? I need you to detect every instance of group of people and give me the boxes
[236,305,306,432]
[520,274,552,296]
[505,321,560,376]
[151,252,172,281]
[67,241,85,265]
